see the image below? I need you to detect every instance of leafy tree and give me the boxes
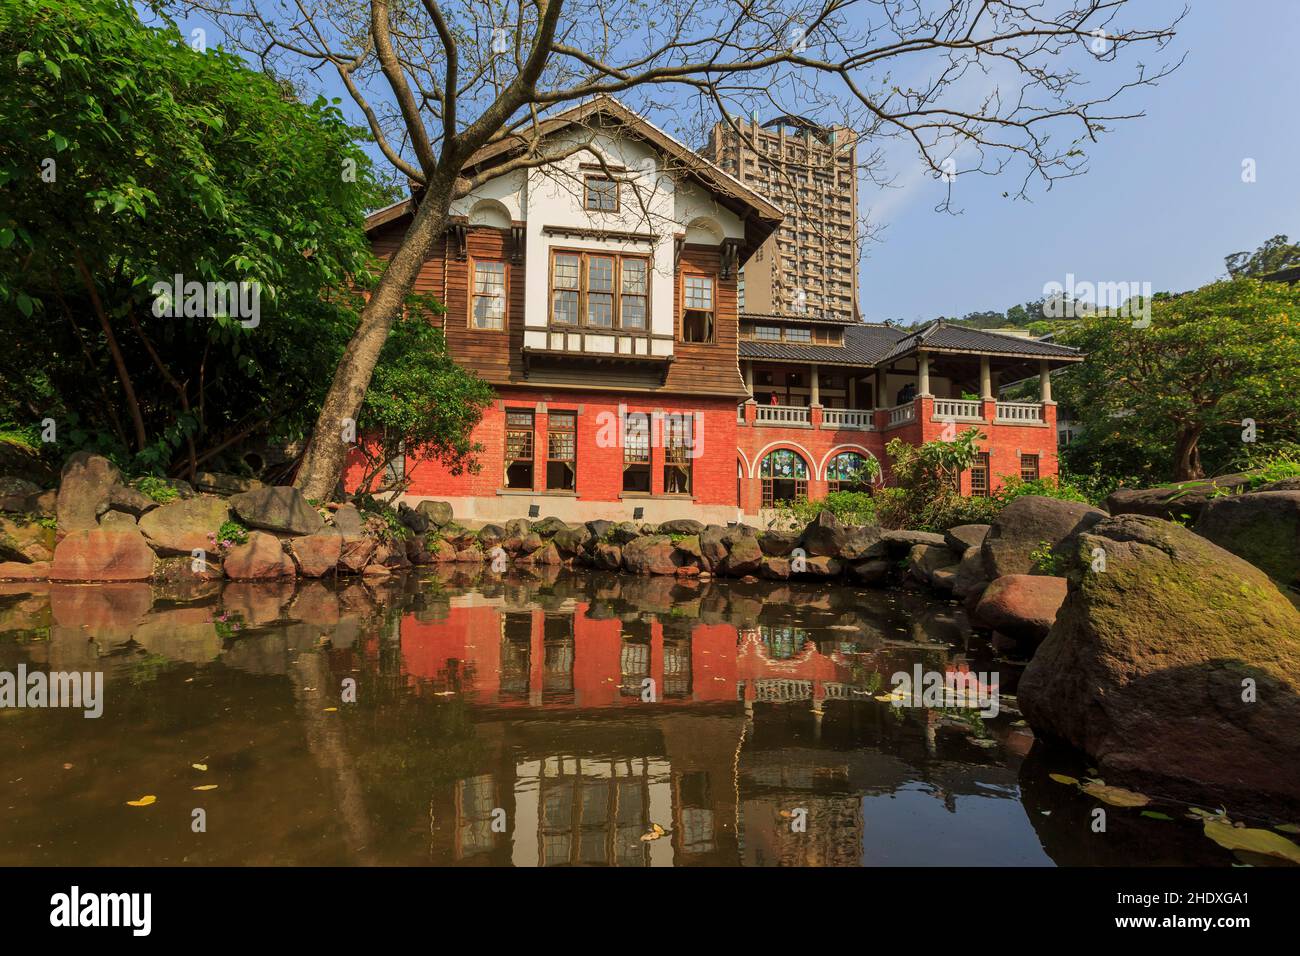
[1055,278,1300,481]
[0,0,385,473]
[0,0,490,485]
[349,305,494,500]
[176,0,1182,500]
[1225,234,1300,278]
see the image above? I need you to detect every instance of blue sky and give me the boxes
[160,1,1298,325]
[859,0,1300,323]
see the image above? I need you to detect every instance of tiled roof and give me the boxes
[741,311,861,326]
[740,320,1083,368]
[878,321,1084,363]
[739,323,909,365]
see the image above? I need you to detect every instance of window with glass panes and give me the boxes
[546,410,576,491]
[504,409,534,489]
[584,175,618,211]
[471,260,505,329]
[663,414,693,494]
[681,275,715,342]
[550,251,649,330]
[1020,453,1040,482]
[622,412,650,492]
[971,452,991,497]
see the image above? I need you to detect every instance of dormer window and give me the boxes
[584,175,619,212]
[682,275,715,343]
[785,327,811,343]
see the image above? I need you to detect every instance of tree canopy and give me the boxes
[1225,234,1300,279]
[0,0,489,482]
[1055,278,1300,482]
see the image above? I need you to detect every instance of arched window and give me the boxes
[760,449,809,507]
[826,451,875,495]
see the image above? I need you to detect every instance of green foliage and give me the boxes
[779,490,878,526]
[995,475,1090,505]
[0,0,393,471]
[1056,278,1300,482]
[1028,540,1064,575]
[214,519,248,548]
[134,475,179,503]
[351,309,495,499]
[1225,234,1300,278]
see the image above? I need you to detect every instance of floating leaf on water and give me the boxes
[191,763,207,771]
[126,795,156,807]
[193,785,218,792]
[323,707,338,712]
[640,823,666,842]
[1203,820,1300,865]
[1081,781,1150,807]
[1276,823,1300,834]
[1048,773,1079,786]
[1141,811,1174,821]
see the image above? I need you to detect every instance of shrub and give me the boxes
[135,475,179,504]
[778,490,878,526]
[212,519,249,550]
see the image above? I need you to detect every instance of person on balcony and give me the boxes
[896,382,916,405]
[769,392,780,405]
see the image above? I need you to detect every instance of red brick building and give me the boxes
[352,97,1083,523]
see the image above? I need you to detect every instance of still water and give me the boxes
[0,567,1264,866]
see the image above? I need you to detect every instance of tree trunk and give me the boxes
[1172,425,1205,481]
[293,181,452,502]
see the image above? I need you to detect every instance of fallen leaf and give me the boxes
[1276,823,1300,835]
[126,795,156,807]
[640,823,666,842]
[1141,811,1174,821]
[1048,773,1079,786]
[62,763,73,770]
[192,785,218,792]
[323,707,338,712]
[1203,820,1300,865]
[191,763,207,771]
[1081,781,1150,807]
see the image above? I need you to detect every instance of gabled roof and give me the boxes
[877,320,1085,364]
[366,96,784,254]
[739,319,1084,370]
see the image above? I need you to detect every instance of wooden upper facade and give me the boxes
[366,97,784,399]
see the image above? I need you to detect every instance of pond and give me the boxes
[0,568,1266,866]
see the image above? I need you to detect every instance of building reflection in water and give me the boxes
[367,585,1008,866]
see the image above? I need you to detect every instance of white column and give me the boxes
[918,352,931,397]
[848,377,857,409]
[743,361,754,399]
[979,356,992,400]
[1039,360,1053,404]
[810,364,820,406]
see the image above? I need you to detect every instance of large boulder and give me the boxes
[104,484,157,518]
[57,452,122,532]
[397,502,430,534]
[839,524,884,561]
[950,548,990,599]
[223,531,296,580]
[973,574,1068,644]
[194,471,263,496]
[720,533,763,576]
[230,486,324,535]
[286,533,343,577]
[907,543,959,586]
[944,524,990,555]
[1105,474,1253,523]
[607,521,643,545]
[50,528,155,581]
[658,518,705,536]
[0,560,50,581]
[981,495,1105,579]
[137,496,232,555]
[699,525,729,569]
[758,529,798,557]
[415,500,454,528]
[332,503,364,535]
[553,527,590,557]
[799,511,848,557]
[1194,490,1300,586]
[529,515,568,537]
[0,515,55,563]
[875,529,946,558]
[622,535,680,575]
[592,542,622,570]
[586,519,614,541]
[1019,515,1300,812]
